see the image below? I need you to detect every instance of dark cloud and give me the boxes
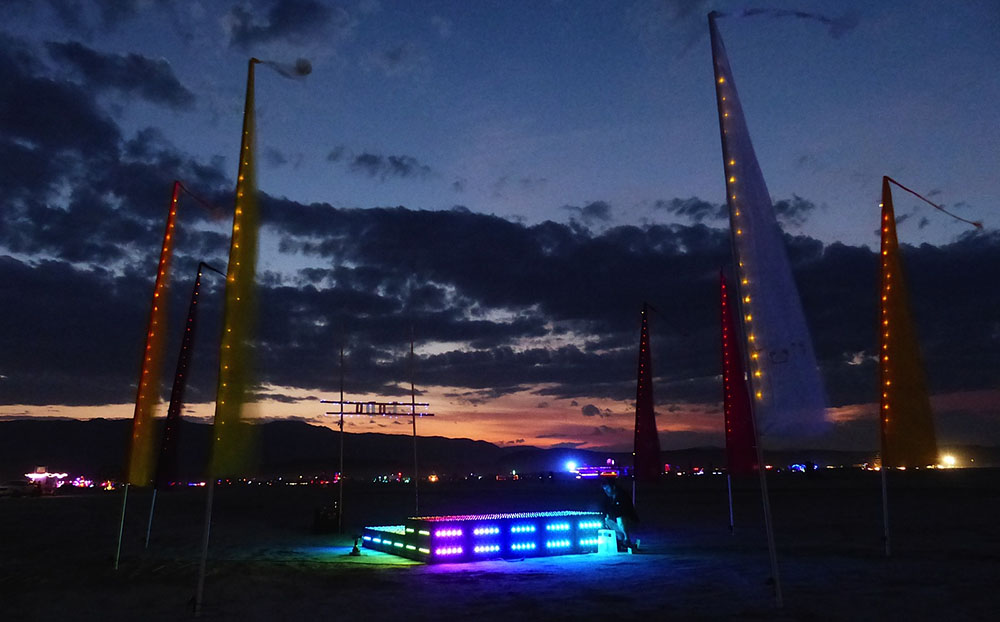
[264,147,288,168]
[772,194,820,227]
[366,41,426,77]
[0,45,995,447]
[327,145,346,162]
[40,0,142,34]
[226,0,346,49]
[10,188,997,416]
[0,37,229,264]
[492,175,548,198]
[347,153,433,181]
[562,200,612,224]
[592,425,625,436]
[97,0,141,28]
[660,195,817,227]
[655,197,726,222]
[0,255,225,405]
[46,41,195,110]
[0,37,120,156]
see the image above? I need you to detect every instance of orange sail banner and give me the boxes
[879,177,937,468]
[633,303,662,482]
[125,181,181,486]
[210,59,259,477]
[721,271,757,476]
[709,14,828,443]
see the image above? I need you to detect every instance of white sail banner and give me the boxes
[709,14,829,443]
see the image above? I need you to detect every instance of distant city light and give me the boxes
[565,460,577,472]
[941,455,957,467]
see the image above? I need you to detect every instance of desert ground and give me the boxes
[2,469,999,621]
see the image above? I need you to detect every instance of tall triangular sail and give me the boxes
[721,271,757,476]
[125,181,181,486]
[154,263,220,489]
[878,177,937,468]
[709,15,827,442]
[210,59,260,477]
[633,303,662,482]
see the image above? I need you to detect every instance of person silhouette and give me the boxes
[601,479,639,552]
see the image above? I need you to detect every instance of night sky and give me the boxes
[1,0,997,453]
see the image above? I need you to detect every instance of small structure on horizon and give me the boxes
[574,458,630,479]
[25,466,67,494]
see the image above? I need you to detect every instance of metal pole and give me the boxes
[881,464,891,557]
[145,488,158,549]
[752,427,782,607]
[410,332,419,515]
[194,478,215,617]
[727,473,735,535]
[114,483,129,570]
[338,346,344,533]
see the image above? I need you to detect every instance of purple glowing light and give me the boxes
[435,546,463,556]
[435,528,463,538]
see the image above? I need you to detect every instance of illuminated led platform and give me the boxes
[362,510,605,563]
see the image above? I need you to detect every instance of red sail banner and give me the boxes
[633,303,662,482]
[721,271,758,476]
[153,263,219,489]
[125,181,181,486]
[878,178,937,468]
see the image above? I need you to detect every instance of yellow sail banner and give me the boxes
[126,182,181,486]
[210,59,260,477]
[879,177,937,468]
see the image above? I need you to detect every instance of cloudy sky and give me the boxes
[1,0,997,454]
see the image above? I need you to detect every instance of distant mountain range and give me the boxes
[2,418,998,480]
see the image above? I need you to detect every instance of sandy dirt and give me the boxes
[2,470,999,620]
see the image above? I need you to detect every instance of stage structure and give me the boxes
[363,511,605,563]
[633,303,662,484]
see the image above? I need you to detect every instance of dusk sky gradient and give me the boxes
[1,0,997,454]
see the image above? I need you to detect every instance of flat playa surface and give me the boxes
[3,470,999,620]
